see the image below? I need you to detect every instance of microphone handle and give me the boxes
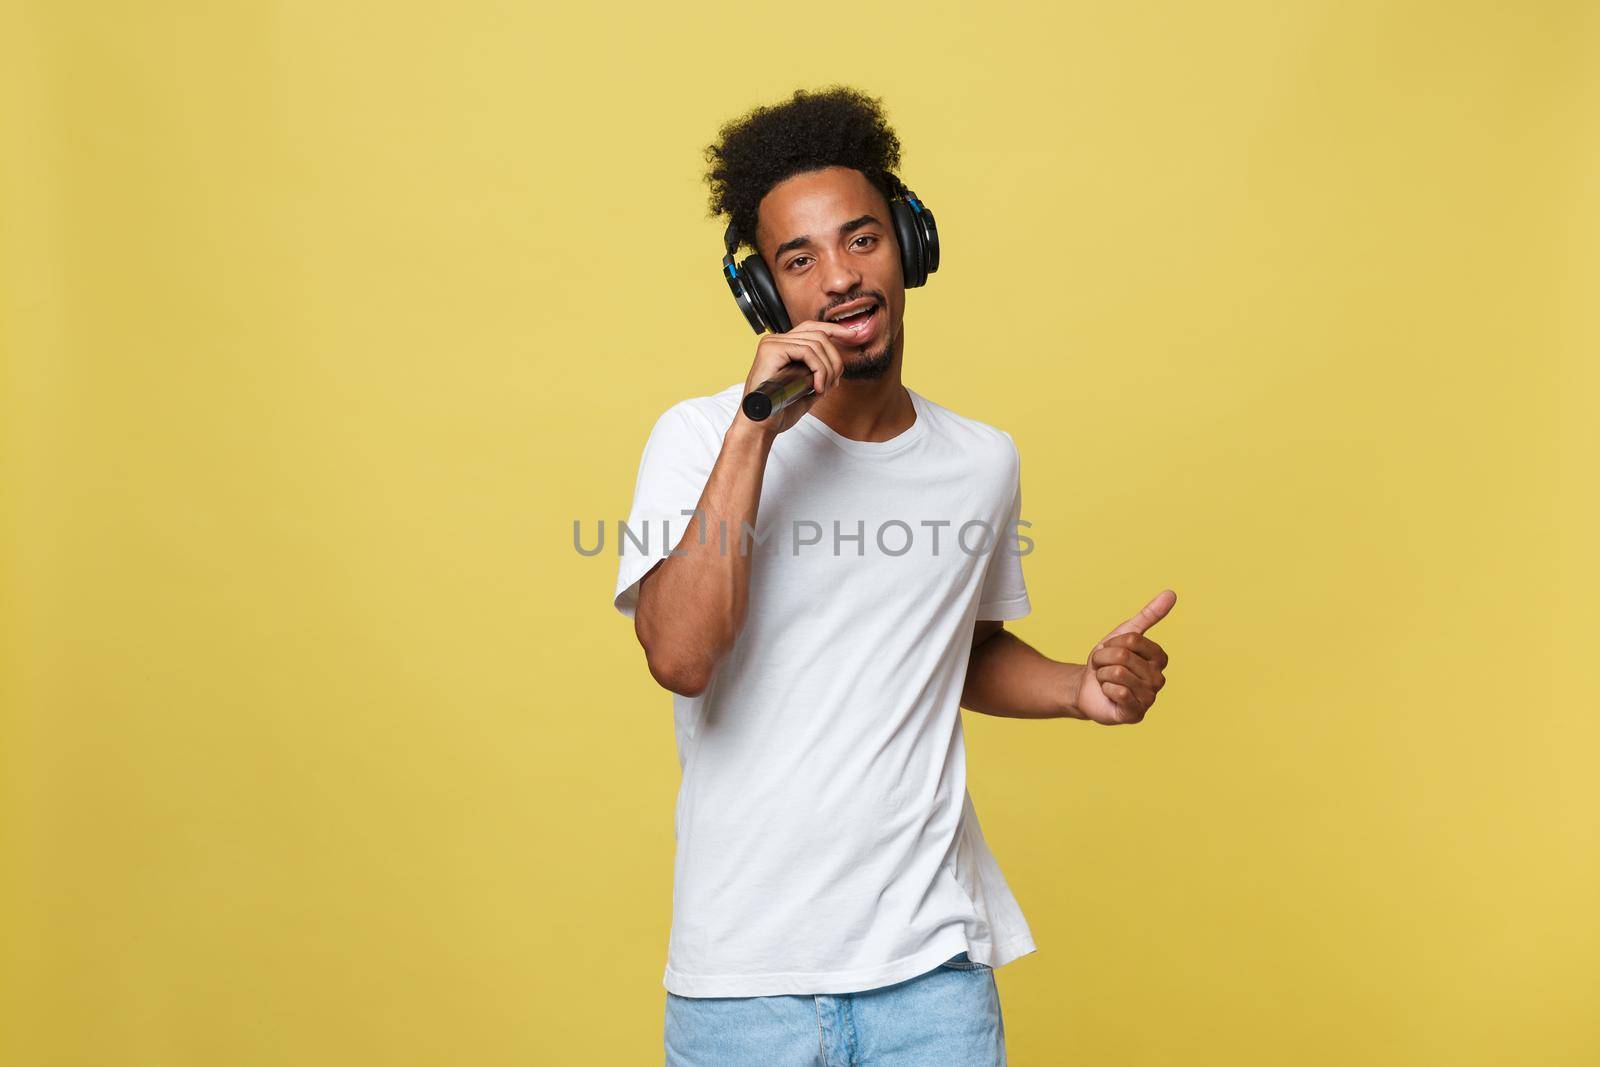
[741,362,816,422]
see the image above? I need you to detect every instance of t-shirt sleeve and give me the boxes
[613,403,722,619]
[975,434,1032,621]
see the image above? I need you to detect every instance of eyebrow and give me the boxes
[773,215,883,260]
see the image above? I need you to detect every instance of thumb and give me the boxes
[1097,588,1177,646]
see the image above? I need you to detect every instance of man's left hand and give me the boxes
[1072,590,1176,725]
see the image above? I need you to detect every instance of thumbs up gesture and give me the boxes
[1072,590,1176,725]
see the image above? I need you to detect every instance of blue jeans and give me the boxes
[664,951,1006,1066]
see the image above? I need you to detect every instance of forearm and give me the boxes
[634,416,774,695]
[961,629,1088,719]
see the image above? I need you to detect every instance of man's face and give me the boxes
[754,166,905,380]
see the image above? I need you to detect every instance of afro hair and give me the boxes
[704,86,903,256]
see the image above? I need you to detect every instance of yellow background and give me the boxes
[4,2,1596,1063]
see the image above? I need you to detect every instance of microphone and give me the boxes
[742,362,816,422]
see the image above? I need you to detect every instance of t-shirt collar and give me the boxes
[794,388,928,458]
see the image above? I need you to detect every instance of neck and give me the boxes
[806,324,914,442]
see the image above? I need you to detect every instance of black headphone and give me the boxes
[720,171,940,335]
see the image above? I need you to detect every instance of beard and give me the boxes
[840,321,897,380]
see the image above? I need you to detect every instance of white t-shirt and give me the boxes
[613,382,1037,997]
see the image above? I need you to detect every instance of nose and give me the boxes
[820,249,863,297]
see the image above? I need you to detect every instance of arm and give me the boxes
[633,415,775,697]
[630,317,855,698]
[961,620,1089,720]
[963,590,1176,725]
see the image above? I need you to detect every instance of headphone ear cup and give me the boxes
[890,199,927,288]
[725,266,767,335]
[918,204,940,275]
[741,252,792,334]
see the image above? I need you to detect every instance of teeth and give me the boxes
[831,304,875,322]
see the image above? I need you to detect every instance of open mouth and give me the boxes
[822,298,884,347]
[830,303,877,325]
[828,303,880,337]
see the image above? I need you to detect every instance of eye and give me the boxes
[786,235,880,271]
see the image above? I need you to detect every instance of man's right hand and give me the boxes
[736,320,857,437]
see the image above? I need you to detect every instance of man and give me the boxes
[614,86,1176,1065]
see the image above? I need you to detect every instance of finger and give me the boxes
[788,320,861,368]
[1102,633,1168,670]
[790,337,830,395]
[1096,664,1155,704]
[1100,682,1147,713]
[1090,641,1159,676]
[766,336,828,395]
[1091,650,1160,689]
[815,334,845,390]
[792,319,864,345]
[815,333,845,390]
[1100,589,1177,643]
[786,329,846,389]
[1128,589,1176,635]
